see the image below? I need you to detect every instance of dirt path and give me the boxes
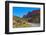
[28,23,40,27]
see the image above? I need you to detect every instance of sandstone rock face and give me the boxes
[23,10,40,23]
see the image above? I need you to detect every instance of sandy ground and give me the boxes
[28,23,40,27]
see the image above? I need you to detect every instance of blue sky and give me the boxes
[13,7,40,18]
